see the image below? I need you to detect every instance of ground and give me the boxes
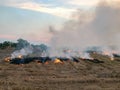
[0,48,120,90]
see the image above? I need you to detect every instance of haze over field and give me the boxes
[1,1,120,90]
[0,0,120,49]
[51,1,120,50]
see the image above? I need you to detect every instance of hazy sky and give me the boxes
[0,0,117,44]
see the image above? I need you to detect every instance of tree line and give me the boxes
[0,39,48,51]
[0,41,17,49]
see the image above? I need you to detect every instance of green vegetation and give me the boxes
[0,41,17,49]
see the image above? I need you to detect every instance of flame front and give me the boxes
[103,51,114,60]
[54,58,63,64]
[45,61,49,65]
[4,57,11,62]
[18,55,22,59]
[103,51,110,56]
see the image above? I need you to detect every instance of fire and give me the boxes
[110,57,114,61]
[103,51,110,56]
[103,51,114,60]
[54,58,63,64]
[4,57,11,62]
[45,61,49,65]
[18,55,23,59]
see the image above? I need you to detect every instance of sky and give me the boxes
[0,0,118,44]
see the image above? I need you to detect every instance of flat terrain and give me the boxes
[0,49,120,90]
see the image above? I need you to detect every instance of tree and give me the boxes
[16,38,30,50]
[0,41,17,49]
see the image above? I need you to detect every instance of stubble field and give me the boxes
[0,48,120,90]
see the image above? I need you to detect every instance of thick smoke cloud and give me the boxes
[10,1,120,59]
[50,1,120,56]
[92,1,120,46]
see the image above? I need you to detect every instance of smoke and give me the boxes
[11,46,33,58]
[92,1,120,46]
[11,39,49,58]
[10,1,120,59]
[49,0,120,57]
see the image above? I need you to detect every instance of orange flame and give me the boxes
[103,51,110,56]
[110,57,114,61]
[4,57,11,62]
[54,58,63,64]
[45,61,49,65]
[18,55,23,59]
[103,51,114,60]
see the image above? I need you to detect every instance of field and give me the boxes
[0,48,120,90]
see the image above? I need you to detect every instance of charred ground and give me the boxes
[0,48,120,90]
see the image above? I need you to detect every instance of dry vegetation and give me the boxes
[0,49,120,90]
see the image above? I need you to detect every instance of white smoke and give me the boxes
[11,46,33,58]
[10,1,120,59]
[49,0,120,58]
[11,39,49,58]
[80,53,93,59]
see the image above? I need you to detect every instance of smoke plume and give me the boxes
[10,1,120,59]
[49,0,120,57]
[11,39,49,58]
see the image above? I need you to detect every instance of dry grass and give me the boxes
[0,49,120,90]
